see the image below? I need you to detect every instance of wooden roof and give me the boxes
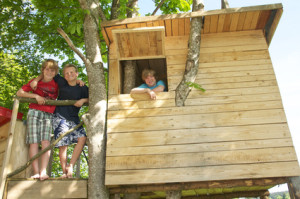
[101,3,282,47]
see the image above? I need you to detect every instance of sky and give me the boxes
[139,0,300,193]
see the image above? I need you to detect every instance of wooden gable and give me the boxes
[112,27,165,60]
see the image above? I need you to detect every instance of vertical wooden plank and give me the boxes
[256,10,271,29]
[210,15,219,33]
[217,14,226,32]
[184,18,190,35]
[230,13,240,32]
[237,12,247,31]
[165,19,172,36]
[148,31,158,56]
[223,13,232,32]
[0,99,19,198]
[243,11,256,30]
[109,59,121,95]
[172,19,179,36]
[203,16,211,34]
[129,32,139,57]
[250,11,261,29]
[178,18,185,36]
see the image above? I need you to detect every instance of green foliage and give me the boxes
[0,52,38,117]
[155,0,192,14]
[185,81,205,92]
[269,191,290,199]
[50,145,89,178]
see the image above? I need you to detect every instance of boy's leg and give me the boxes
[40,140,50,180]
[29,143,40,179]
[66,136,86,178]
[59,145,68,178]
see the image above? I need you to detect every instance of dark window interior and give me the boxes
[120,58,168,94]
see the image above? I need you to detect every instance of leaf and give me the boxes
[185,81,206,92]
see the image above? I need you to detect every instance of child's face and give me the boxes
[64,67,78,83]
[43,65,56,82]
[144,74,156,87]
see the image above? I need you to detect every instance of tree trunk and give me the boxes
[166,190,181,199]
[79,0,109,198]
[175,0,204,107]
[122,0,139,94]
[288,177,300,199]
[123,60,137,93]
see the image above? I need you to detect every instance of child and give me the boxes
[130,69,166,100]
[31,64,88,178]
[16,59,59,180]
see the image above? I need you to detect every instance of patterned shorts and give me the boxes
[53,113,86,147]
[26,109,53,144]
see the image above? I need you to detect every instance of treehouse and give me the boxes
[101,2,300,199]
[1,2,300,199]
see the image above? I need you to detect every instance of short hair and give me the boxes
[41,59,59,75]
[63,64,78,75]
[141,69,156,81]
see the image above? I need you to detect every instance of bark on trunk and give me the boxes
[122,0,139,94]
[79,0,109,198]
[175,0,204,107]
[123,60,137,94]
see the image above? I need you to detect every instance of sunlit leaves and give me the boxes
[155,0,192,14]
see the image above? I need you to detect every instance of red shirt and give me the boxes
[22,79,58,113]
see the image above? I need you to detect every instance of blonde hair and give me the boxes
[41,59,59,75]
[141,69,156,81]
[63,64,78,75]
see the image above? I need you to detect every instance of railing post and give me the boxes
[0,99,20,198]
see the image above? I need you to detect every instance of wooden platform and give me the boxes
[4,178,87,199]
[3,177,290,199]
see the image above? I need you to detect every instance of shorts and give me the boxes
[26,109,53,144]
[53,113,86,147]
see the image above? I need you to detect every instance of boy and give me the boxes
[31,64,88,178]
[16,59,59,180]
[130,69,166,100]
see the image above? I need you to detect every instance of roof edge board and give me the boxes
[101,3,283,28]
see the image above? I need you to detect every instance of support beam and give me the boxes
[108,178,288,194]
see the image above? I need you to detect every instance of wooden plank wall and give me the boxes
[105,30,300,186]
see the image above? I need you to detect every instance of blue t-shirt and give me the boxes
[138,80,167,91]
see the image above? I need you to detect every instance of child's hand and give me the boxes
[30,80,39,90]
[35,95,45,105]
[74,99,85,107]
[76,80,85,87]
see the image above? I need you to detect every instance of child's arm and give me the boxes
[16,88,45,105]
[74,98,88,107]
[30,74,43,90]
[76,79,85,87]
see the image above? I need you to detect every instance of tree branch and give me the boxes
[126,0,138,18]
[57,27,88,66]
[151,0,166,16]
[99,5,108,22]
[7,122,84,178]
[15,97,89,106]
[221,0,230,9]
